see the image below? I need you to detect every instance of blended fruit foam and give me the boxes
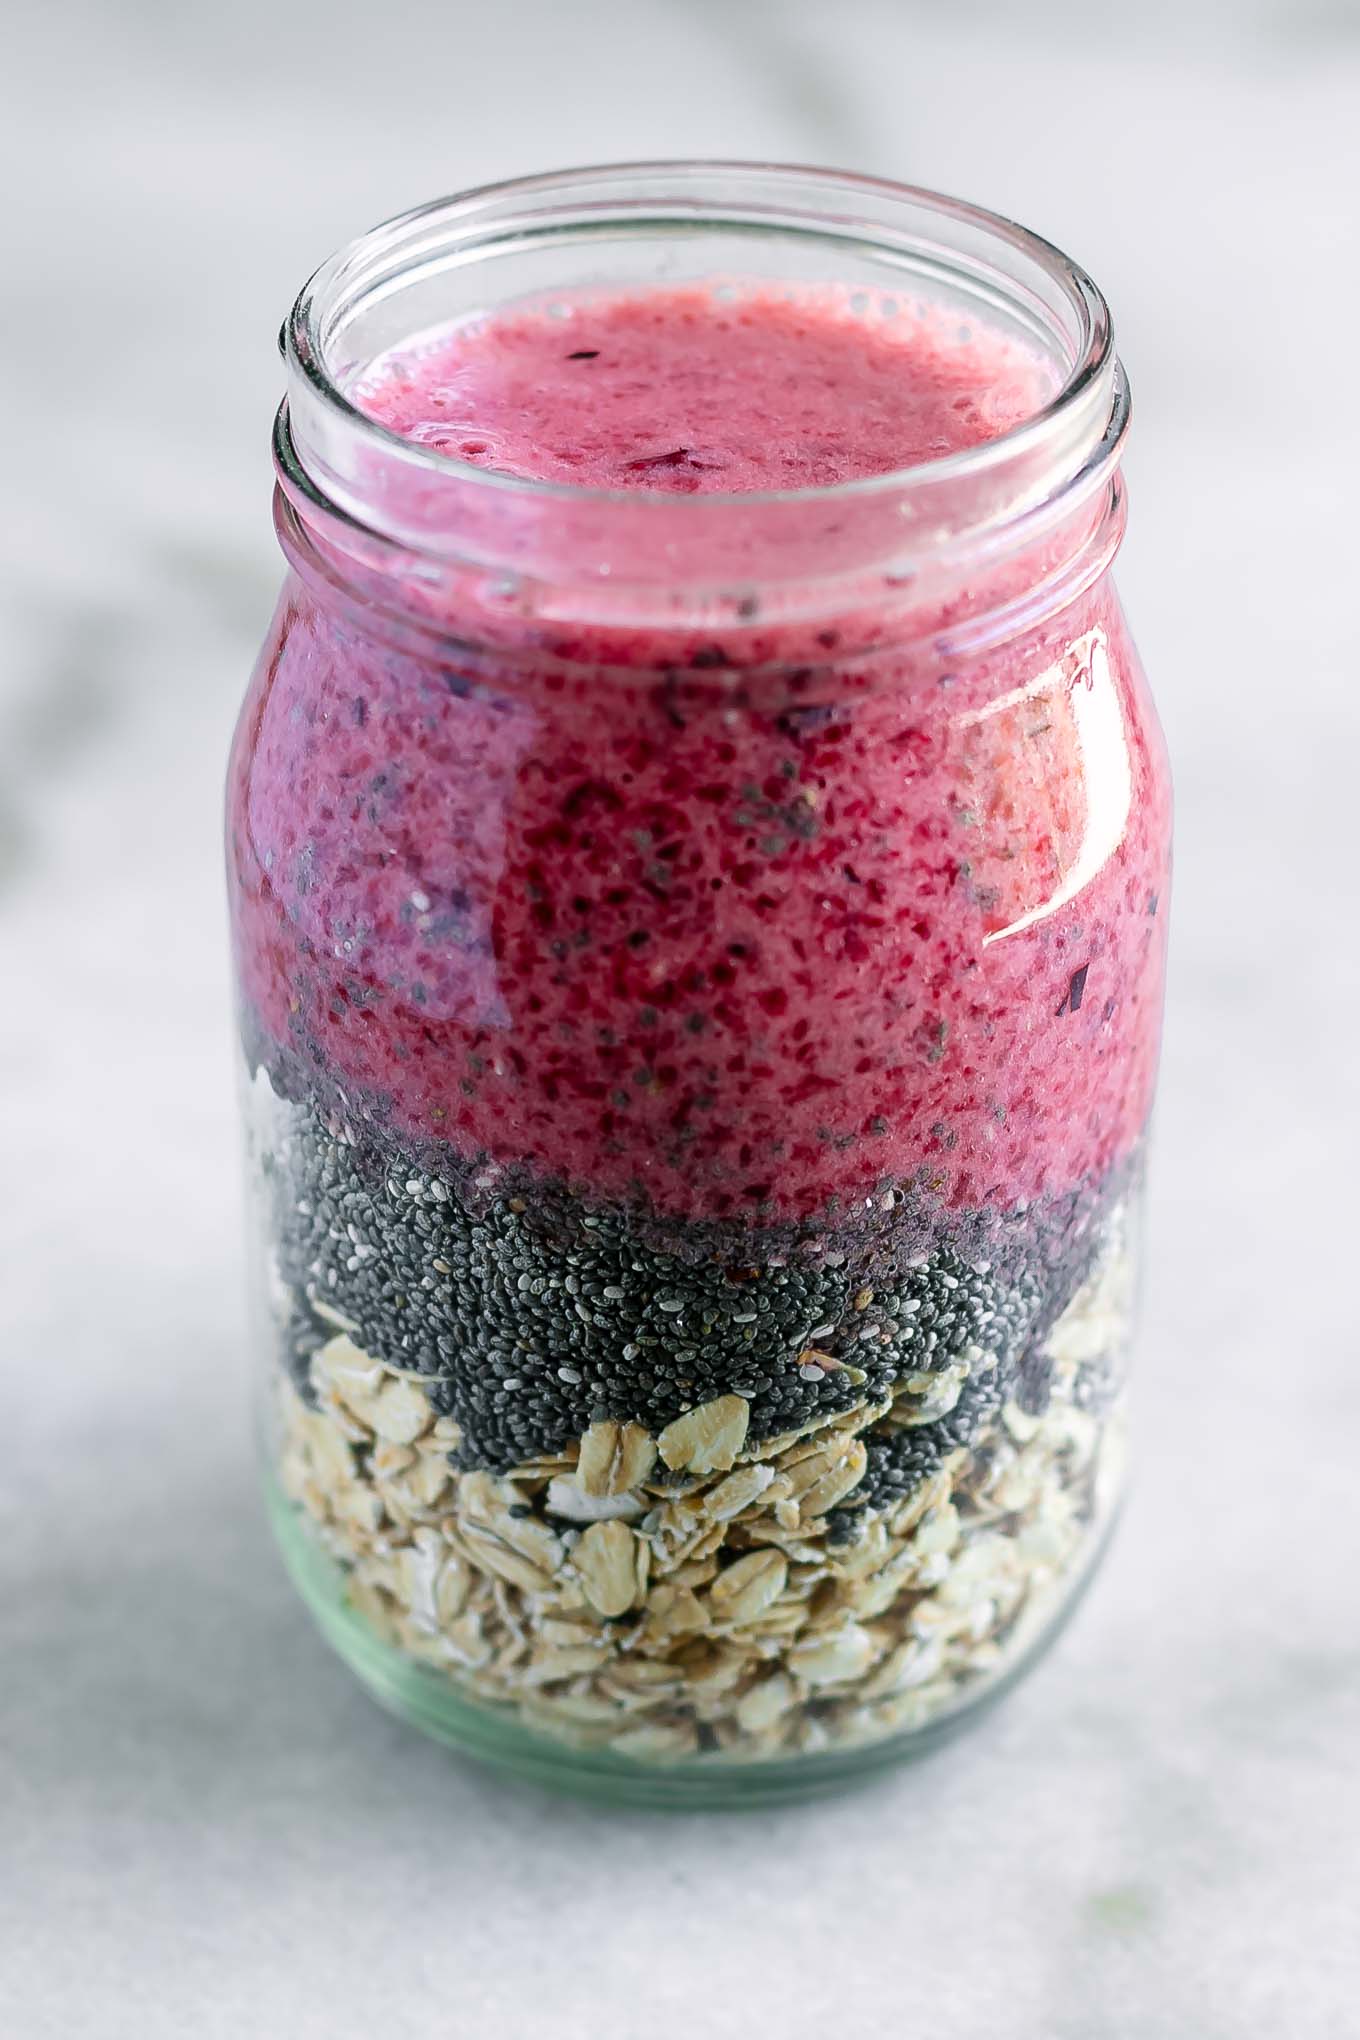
[354,286,1055,488]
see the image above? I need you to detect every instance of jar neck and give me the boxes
[276,162,1129,661]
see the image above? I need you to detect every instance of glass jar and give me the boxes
[227,163,1170,1805]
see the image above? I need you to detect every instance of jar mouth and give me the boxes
[281,161,1125,592]
[290,160,1114,511]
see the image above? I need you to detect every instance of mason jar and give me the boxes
[227,162,1170,1805]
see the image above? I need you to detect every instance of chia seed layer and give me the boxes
[250,1062,1131,1476]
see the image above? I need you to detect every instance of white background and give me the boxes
[3,2,1359,2034]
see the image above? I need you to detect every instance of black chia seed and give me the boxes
[256,1076,1130,1474]
[824,1357,1015,1544]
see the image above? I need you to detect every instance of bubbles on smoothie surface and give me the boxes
[349,284,1055,494]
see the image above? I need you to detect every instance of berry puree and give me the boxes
[357,288,1050,488]
[230,286,1169,1224]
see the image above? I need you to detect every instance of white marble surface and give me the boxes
[4,3,1360,2034]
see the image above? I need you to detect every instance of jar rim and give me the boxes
[286,159,1118,520]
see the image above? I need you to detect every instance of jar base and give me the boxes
[265,1476,1116,1810]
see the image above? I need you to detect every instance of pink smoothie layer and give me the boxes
[230,287,1169,1221]
[355,286,1052,490]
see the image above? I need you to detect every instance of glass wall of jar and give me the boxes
[228,164,1170,1805]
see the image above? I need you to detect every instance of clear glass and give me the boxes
[227,163,1170,1805]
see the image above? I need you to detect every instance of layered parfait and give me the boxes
[229,282,1169,1768]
